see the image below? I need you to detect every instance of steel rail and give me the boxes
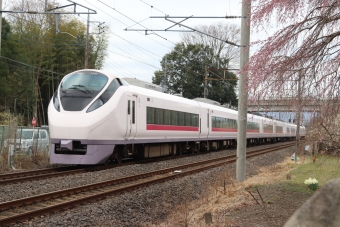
[0,166,79,180]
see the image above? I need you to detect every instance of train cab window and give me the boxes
[128,100,130,115]
[87,79,122,113]
[60,71,109,111]
[53,91,60,112]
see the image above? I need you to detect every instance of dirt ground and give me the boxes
[160,158,313,227]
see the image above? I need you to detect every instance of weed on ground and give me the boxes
[159,154,340,227]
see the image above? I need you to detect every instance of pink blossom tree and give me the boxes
[248,0,340,153]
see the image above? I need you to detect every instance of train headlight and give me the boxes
[53,91,60,112]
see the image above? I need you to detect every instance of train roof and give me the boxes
[122,77,164,92]
[79,70,300,126]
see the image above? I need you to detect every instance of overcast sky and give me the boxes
[53,0,244,83]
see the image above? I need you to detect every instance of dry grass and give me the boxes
[0,151,51,173]
[156,158,297,227]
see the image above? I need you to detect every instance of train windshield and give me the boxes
[59,71,108,111]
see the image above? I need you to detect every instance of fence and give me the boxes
[0,125,50,155]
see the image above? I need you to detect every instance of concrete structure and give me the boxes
[285,178,340,227]
[247,98,331,112]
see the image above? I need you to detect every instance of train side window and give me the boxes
[128,100,130,115]
[132,101,135,124]
[218,117,222,128]
[179,112,185,126]
[191,114,198,127]
[222,118,226,128]
[214,117,217,128]
[185,113,191,126]
[172,111,178,125]
[155,108,163,124]
[164,110,171,125]
[147,107,155,124]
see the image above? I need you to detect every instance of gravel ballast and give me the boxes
[4,143,295,227]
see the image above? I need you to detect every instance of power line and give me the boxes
[106,49,160,70]
[0,60,60,79]
[139,0,167,15]
[0,56,64,75]
[83,0,173,49]
[97,0,175,44]
[104,58,154,82]
[108,31,160,61]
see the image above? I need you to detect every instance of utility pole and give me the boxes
[0,0,2,55]
[236,0,251,182]
[295,75,301,160]
[85,9,90,69]
[161,56,168,92]
[204,66,208,98]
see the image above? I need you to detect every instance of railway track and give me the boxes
[0,147,220,185]
[0,165,118,185]
[0,142,294,226]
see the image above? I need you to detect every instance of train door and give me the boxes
[207,109,211,138]
[197,103,209,139]
[125,95,137,139]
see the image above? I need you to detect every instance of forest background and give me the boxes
[0,0,108,126]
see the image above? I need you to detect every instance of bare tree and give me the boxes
[181,22,240,68]
[248,0,340,153]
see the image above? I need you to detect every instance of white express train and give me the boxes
[48,69,305,165]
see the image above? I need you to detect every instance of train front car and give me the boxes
[48,69,125,164]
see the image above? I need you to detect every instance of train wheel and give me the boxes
[200,142,207,152]
[134,144,145,160]
[116,153,122,164]
[196,143,200,153]
[113,146,124,164]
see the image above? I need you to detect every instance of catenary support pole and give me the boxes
[236,0,251,182]
[85,9,90,69]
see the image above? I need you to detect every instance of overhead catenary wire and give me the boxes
[83,0,174,48]
[96,0,176,45]
[106,49,160,70]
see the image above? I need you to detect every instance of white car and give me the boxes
[6,128,50,154]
